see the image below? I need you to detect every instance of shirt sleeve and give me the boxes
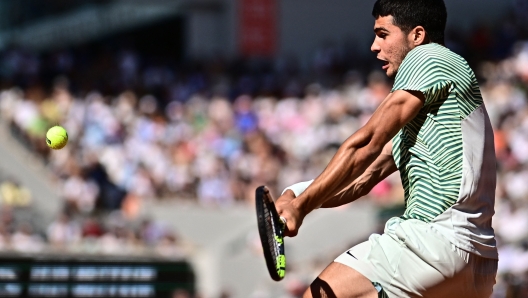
[391,46,452,107]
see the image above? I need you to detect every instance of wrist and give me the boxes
[283,179,323,213]
[293,192,320,216]
[292,196,310,217]
[282,179,314,197]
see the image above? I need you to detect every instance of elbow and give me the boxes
[367,130,390,157]
[342,129,386,161]
[369,140,384,154]
[362,140,385,162]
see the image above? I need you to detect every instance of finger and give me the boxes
[284,227,298,237]
[280,216,287,226]
[283,221,298,237]
[280,216,289,234]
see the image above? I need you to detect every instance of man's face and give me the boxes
[371,15,414,78]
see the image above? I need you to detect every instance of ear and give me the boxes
[410,26,427,46]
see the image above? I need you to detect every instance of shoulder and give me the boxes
[397,44,465,80]
[402,43,452,67]
[392,44,459,97]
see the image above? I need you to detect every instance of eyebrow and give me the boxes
[374,27,389,33]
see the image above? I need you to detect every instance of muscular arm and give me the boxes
[277,90,424,236]
[320,140,397,208]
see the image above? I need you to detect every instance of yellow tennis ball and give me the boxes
[46,126,68,150]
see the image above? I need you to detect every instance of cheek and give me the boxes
[385,46,396,61]
[383,41,397,56]
[395,46,409,64]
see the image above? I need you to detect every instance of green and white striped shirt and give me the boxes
[391,43,497,258]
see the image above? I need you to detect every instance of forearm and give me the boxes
[292,128,382,214]
[318,174,372,208]
[320,146,397,208]
[282,142,396,208]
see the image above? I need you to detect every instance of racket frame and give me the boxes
[256,185,286,281]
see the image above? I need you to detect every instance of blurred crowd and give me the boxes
[487,41,528,297]
[0,199,189,258]
[0,48,404,211]
[0,16,525,297]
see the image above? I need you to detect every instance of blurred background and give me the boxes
[0,0,526,297]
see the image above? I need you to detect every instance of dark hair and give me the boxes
[372,0,447,44]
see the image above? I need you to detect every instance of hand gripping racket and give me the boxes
[255,185,286,281]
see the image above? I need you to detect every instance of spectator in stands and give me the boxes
[0,179,31,207]
[0,224,10,250]
[11,221,44,253]
[61,167,99,214]
[155,230,186,259]
[81,216,103,238]
[46,212,81,248]
[139,218,165,246]
[0,207,15,233]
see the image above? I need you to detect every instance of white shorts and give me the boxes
[334,217,498,298]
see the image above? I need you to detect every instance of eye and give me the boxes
[375,31,387,39]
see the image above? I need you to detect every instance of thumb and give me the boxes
[281,216,298,237]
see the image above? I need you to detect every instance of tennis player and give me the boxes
[275,0,498,297]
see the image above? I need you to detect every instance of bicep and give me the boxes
[361,90,425,151]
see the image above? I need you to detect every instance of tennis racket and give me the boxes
[255,185,286,281]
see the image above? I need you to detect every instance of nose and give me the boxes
[371,37,380,53]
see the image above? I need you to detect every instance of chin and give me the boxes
[386,70,396,79]
[387,65,401,79]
